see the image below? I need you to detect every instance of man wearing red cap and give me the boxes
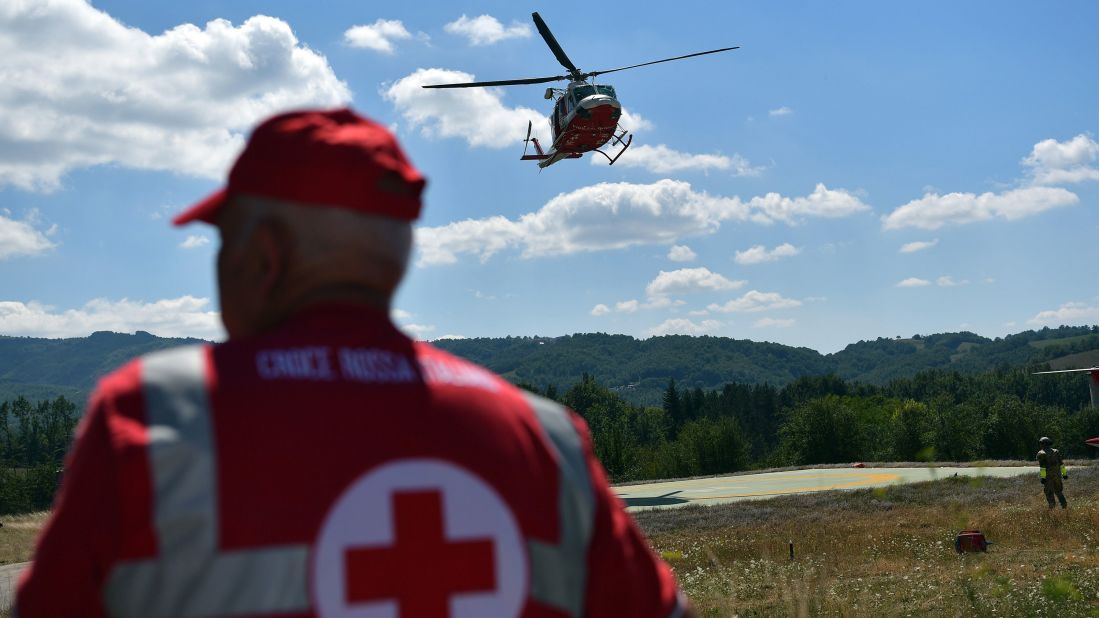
[16,108,692,618]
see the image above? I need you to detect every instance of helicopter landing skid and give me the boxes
[594,129,632,165]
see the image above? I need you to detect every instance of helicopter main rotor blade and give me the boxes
[422,74,569,89]
[585,46,740,79]
[532,12,581,78]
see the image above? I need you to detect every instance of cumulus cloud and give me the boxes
[936,275,968,287]
[645,268,744,297]
[881,187,1078,230]
[389,308,434,339]
[0,212,55,259]
[416,180,870,266]
[400,323,436,339]
[896,277,930,288]
[593,297,683,316]
[644,318,723,337]
[1028,302,1099,325]
[1023,134,1099,185]
[0,296,223,339]
[754,317,795,328]
[900,239,938,253]
[591,144,763,175]
[707,290,801,313]
[343,19,415,54]
[0,1,350,192]
[667,245,697,262]
[383,68,550,148]
[179,234,210,249]
[444,15,531,46]
[734,243,800,265]
[769,106,793,117]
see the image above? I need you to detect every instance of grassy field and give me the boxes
[5,471,1099,616]
[636,467,1099,616]
[0,512,45,566]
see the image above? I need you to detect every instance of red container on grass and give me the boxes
[954,530,988,553]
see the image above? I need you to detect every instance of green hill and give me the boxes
[0,330,204,404]
[1,325,1096,407]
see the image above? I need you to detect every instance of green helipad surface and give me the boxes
[615,466,1034,510]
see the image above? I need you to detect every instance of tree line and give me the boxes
[523,367,1099,483]
[0,396,78,515]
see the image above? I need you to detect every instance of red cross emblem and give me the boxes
[312,459,527,618]
[344,490,496,616]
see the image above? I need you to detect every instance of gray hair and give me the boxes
[232,194,413,289]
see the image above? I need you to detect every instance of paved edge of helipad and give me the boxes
[0,561,29,611]
[615,466,1034,511]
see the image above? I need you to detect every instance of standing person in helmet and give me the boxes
[1037,436,1068,509]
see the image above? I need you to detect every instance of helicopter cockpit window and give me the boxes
[595,85,617,98]
[572,85,596,102]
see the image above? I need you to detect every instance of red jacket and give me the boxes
[17,305,684,618]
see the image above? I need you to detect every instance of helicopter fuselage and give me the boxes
[527,82,630,168]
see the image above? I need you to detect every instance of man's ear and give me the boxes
[253,219,292,297]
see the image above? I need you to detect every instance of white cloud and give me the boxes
[615,300,641,313]
[0,212,55,259]
[343,19,414,54]
[416,180,870,266]
[899,239,938,253]
[179,234,210,249]
[734,243,800,265]
[399,323,436,339]
[591,144,763,175]
[881,187,1078,230]
[389,308,434,339]
[1024,134,1099,185]
[707,290,801,313]
[644,318,723,337]
[444,15,531,46]
[0,296,222,339]
[754,317,795,328]
[434,334,468,340]
[0,1,350,191]
[667,245,697,262]
[645,268,744,297]
[1028,302,1099,325]
[384,68,551,148]
[591,303,611,316]
[896,277,931,288]
[936,275,968,287]
[769,106,793,117]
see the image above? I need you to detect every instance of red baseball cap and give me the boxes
[174,108,425,225]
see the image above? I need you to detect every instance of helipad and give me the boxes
[615,466,1033,510]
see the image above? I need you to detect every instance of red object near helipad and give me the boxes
[852,462,866,468]
[1086,437,1099,447]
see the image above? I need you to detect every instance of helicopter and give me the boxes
[423,12,738,169]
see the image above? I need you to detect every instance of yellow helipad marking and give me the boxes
[682,472,900,500]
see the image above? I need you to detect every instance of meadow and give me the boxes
[637,466,1099,616]
[3,469,1099,616]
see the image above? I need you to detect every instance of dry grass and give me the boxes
[0,511,47,566]
[636,468,1099,616]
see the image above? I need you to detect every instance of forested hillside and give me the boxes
[437,325,1099,405]
[1,325,1097,406]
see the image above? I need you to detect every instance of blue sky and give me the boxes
[0,0,1097,353]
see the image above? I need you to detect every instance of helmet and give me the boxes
[1039,436,1053,446]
